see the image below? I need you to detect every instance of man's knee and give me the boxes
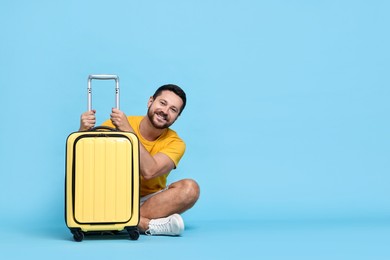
[172,179,200,203]
[185,179,200,201]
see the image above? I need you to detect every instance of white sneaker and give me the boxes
[145,214,185,236]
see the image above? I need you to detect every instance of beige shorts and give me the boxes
[140,186,169,206]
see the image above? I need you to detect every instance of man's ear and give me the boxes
[147,96,154,108]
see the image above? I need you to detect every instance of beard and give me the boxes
[147,107,173,129]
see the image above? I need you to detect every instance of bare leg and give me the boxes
[138,179,200,232]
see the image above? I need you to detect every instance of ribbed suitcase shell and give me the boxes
[65,130,140,236]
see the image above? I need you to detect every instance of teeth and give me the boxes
[157,113,166,120]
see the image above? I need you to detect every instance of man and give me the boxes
[79,84,200,236]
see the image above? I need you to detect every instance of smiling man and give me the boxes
[79,84,200,236]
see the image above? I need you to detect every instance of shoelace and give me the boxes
[149,219,171,234]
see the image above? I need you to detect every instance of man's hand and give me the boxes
[110,108,133,132]
[79,110,96,131]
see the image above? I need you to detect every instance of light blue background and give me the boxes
[0,0,389,259]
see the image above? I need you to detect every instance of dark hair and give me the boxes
[153,84,187,115]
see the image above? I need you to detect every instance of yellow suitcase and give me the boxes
[65,75,140,242]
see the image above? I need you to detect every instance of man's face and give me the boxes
[147,90,183,129]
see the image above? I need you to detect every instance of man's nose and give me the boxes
[161,106,169,114]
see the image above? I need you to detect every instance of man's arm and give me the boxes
[138,151,175,180]
[109,108,175,180]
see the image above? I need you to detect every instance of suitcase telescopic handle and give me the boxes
[87,74,120,111]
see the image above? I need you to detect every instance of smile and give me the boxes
[156,112,168,121]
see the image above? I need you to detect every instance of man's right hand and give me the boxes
[79,110,96,131]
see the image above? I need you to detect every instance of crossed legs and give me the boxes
[138,178,200,232]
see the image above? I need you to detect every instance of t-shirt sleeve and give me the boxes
[159,138,186,168]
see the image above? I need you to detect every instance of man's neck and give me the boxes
[139,116,166,141]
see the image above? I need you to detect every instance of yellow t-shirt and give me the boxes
[102,116,186,197]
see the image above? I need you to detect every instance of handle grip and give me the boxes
[90,126,117,132]
[87,74,120,111]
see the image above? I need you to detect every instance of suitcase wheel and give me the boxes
[127,227,140,240]
[71,229,84,242]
